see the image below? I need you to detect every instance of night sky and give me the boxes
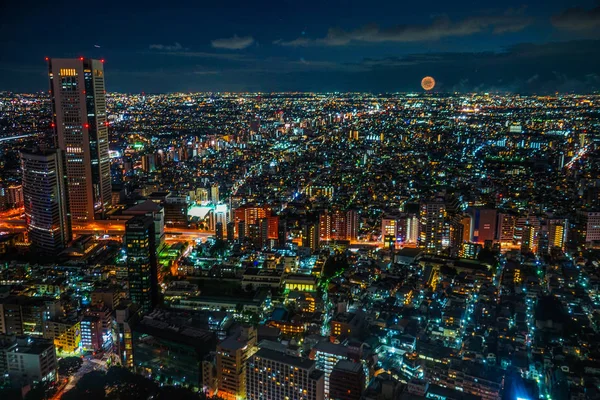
[1,0,599,93]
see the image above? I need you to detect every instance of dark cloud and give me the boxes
[142,50,251,61]
[276,10,532,46]
[349,40,600,93]
[552,6,600,31]
[211,35,255,50]
[149,42,187,51]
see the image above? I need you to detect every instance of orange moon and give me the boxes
[421,76,435,91]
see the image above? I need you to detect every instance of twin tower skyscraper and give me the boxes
[21,58,112,253]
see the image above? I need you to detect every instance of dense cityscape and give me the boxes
[0,51,599,400]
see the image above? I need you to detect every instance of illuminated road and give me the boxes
[0,133,37,142]
[0,219,215,242]
[0,218,381,247]
[565,144,590,169]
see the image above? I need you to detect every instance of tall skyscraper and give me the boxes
[21,149,72,254]
[125,215,158,314]
[48,58,111,222]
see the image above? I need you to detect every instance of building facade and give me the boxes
[21,149,72,254]
[48,58,111,222]
[125,215,158,314]
[246,348,325,400]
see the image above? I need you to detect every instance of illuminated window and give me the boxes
[60,68,77,76]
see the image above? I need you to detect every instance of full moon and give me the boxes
[421,76,435,91]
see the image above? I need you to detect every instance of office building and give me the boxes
[216,222,224,241]
[328,360,365,400]
[43,319,81,354]
[48,58,111,221]
[80,315,102,351]
[216,326,257,400]
[0,296,62,336]
[132,309,216,390]
[469,208,497,243]
[123,199,166,248]
[114,303,138,368]
[2,336,57,387]
[21,149,72,254]
[125,215,158,314]
[246,348,325,400]
[226,221,235,242]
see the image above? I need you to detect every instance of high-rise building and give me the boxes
[278,219,287,248]
[584,212,600,243]
[547,218,568,252]
[419,199,448,254]
[497,213,517,246]
[312,341,350,399]
[469,208,497,243]
[328,360,366,400]
[216,222,224,241]
[246,348,325,400]
[80,315,103,352]
[125,215,158,314]
[303,222,320,252]
[381,217,397,241]
[211,184,220,203]
[226,221,235,242]
[216,326,257,400]
[48,58,111,222]
[234,205,279,242]
[319,210,358,242]
[21,149,72,254]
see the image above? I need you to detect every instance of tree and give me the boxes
[58,356,83,376]
[62,370,106,400]
[322,253,349,279]
[24,382,53,400]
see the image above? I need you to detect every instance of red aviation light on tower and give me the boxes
[44,57,49,61]
[79,57,84,61]
[84,123,89,129]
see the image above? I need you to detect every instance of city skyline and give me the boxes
[0,3,600,400]
[1,1,600,93]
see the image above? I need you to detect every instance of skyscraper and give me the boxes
[125,215,158,314]
[48,58,111,222]
[21,149,72,254]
